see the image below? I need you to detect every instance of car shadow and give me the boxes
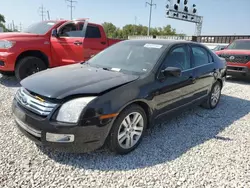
[0,74,20,88]
[39,94,250,171]
[226,76,250,85]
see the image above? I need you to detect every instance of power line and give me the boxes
[146,0,156,36]
[38,4,46,21]
[66,0,77,20]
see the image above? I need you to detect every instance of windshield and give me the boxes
[213,45,226,51]
[227,40,250,50]
[213,46,220,51]
[88,41,166,74]
[23,21,58,35]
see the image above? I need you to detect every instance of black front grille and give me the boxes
[218,54,250,64]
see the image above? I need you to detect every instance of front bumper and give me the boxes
[12,99,113,153]
[0,51,16,72]
[226,65,250,76]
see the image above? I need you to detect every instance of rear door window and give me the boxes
[191,46,211,67]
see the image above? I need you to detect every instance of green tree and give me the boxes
[0,13,5,31]
[101,22,182,39]
[0,13,13,32]
[160,25,176,35]
[0,14,5,24]
[102,22,117,38]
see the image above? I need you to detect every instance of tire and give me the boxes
[15,56,47,81]
[0,71,15,76]
[108,104,147,155]
[201,81,222,109]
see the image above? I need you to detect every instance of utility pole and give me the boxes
[38,4,46,21]
[133,16,137,35]
[146,0,156,36]
[19,23,22,32]
[47,10,51,20]
[12,20,15,31]
[66,0,77,20]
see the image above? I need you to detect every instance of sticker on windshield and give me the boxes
[47,22,55,25]
[111,68,121,72]
[144,43,163,49]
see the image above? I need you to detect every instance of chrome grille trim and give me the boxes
[15,88,57,116]
[218,54,250,64]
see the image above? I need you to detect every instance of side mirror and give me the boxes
[51,29,58,37]
[161,67,182,77]
[220,47,225,50]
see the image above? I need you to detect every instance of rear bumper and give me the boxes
[0,52,16,72]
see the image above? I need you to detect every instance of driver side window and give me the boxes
[58,23,83,37]
[162,45,191,71]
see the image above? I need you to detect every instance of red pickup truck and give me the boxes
[0,19,122,80]
[216,39,250,77]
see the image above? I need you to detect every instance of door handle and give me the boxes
[74,41,83,45]
[101,42,106,45]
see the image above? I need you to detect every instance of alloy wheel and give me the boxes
[211,84,221,107]
[117,112,144,149]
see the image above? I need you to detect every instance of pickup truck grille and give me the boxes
[218,54,250,64]
[15,88,57,116]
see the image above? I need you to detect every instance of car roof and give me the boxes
[234,39,250,41]
[124,39,202,46]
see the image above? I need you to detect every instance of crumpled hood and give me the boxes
[0,32,39,39]
[21,64,139,99]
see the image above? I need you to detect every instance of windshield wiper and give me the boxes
[102,67,121,72]
[102,67,110,71]
[80,61,88,64]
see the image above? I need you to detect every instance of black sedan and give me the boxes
[12,39,227,154]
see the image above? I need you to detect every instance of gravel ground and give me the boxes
[0,74,250,187]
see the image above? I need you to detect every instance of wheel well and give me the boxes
[16,51,49,68]
[217,78,223,87]
[132,101,151,129]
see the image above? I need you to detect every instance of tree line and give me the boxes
[102,22,186,39]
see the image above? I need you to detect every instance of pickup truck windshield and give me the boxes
[23,21,58,35]
[88,41,166,74]
[227,40,250,50]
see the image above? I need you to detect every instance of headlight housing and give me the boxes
[0,40,15,49]
[56,97,96,124]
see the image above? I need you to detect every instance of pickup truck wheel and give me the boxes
[15,56,47,81]
[108,104,147,155]
[0,71,14,76]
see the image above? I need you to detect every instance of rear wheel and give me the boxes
[201,81,222,109]
[15,56,47,81]
[108,105,147,155]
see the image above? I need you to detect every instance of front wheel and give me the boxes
[15,56,47,81]
[108,104,147,155]
[201,81,222,109]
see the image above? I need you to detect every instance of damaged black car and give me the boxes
[12,39,226,154]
